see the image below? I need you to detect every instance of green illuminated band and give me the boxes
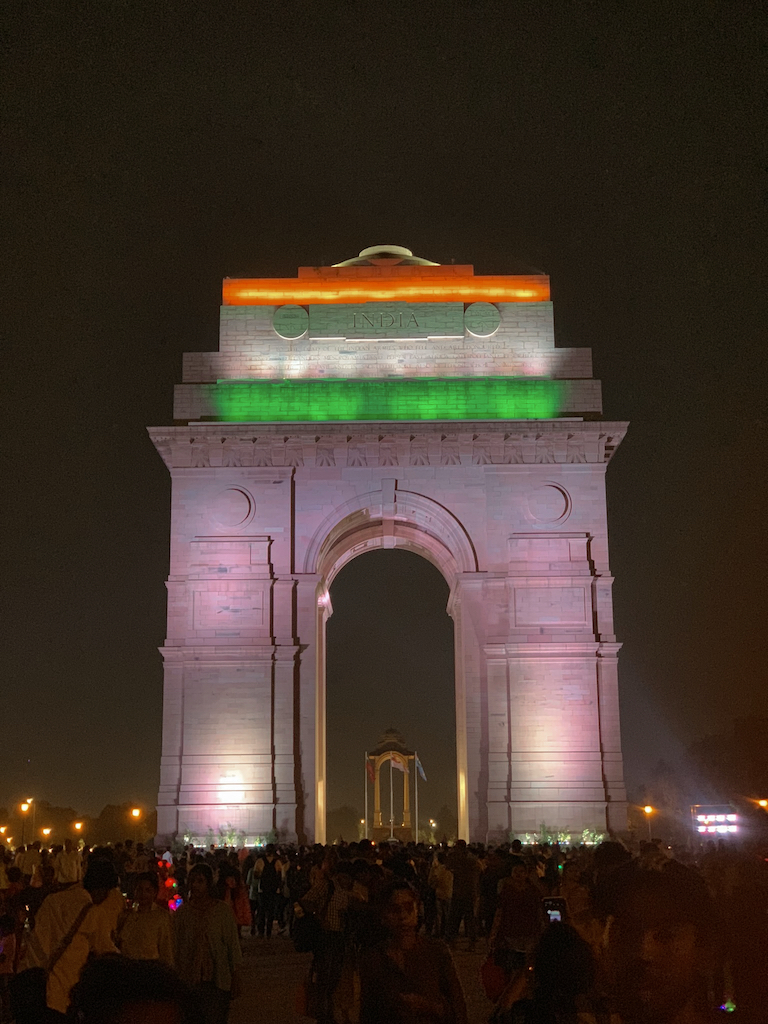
[211,377,563,422]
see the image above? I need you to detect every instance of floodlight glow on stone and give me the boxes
[211,376,563,422]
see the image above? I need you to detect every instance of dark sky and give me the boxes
[3,2,766,819]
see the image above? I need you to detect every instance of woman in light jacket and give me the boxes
[174,864,242,1024]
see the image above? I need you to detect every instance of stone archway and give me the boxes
[151,427,629,848]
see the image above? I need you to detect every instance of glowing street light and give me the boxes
[74,822,83,831]
[20,801,32,846]
[42,828,52,838]
[130,808,141,819]
[643,805,654,842]
[0,827,6,834]
[758,800,767,809]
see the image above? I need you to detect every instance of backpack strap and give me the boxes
[46,903,92,974]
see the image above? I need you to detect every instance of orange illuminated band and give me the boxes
[223,274,550,306]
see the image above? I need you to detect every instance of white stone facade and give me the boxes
[150,253,628,844]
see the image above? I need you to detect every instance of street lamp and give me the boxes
[20,801,31,846]
[643,805,653,841]
[42,828,52,841]
[758,800,767,809]
[130,808,141,819]
[74,822,83,832]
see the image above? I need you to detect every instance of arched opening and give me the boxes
[305,486,475,843]
[324,549,457,842]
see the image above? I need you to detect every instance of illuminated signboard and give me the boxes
[691,804,739,835]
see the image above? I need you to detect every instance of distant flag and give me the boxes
[366,759,375,784]
[415,756,427,782]
[391,757,408,774]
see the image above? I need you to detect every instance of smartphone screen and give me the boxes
[542,897,567,924]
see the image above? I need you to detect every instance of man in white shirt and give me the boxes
[53,840,82,885]
[23,860,120,1016]
[18,843,42,885]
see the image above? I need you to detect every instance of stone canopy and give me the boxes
[369,729,414,759]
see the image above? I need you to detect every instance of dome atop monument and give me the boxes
[369,727,414,757]
[333,244,441,268]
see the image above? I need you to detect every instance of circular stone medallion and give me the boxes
[464,302,501,338]
[273,304,309,340]
[527,484,571,524]
[210,488,253,528]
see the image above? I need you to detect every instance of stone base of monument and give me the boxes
[372,825,413,844]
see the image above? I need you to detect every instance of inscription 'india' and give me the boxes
[353,311,420,330]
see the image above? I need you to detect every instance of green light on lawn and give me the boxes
[211,377,563,422]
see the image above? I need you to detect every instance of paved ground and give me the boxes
[231,933,494,1024]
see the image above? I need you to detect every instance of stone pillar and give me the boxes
[373,762,382,828]
[402,763,411,828]
[596,644,628,832]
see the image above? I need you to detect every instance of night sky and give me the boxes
[4,3,765,821]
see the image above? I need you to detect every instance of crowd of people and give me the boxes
[0,833,765,1023]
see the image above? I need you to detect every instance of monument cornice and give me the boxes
[159,644,300,663]
[484,641,623,658]
[148,420,628,470]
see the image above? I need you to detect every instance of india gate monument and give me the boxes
[150,244,628,845]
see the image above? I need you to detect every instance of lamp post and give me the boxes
[758,800,767,809]
[20,802,30,846]
[643,805,653,842]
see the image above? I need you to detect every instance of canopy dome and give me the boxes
[369,728,414,757]
[333,244,441,268]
